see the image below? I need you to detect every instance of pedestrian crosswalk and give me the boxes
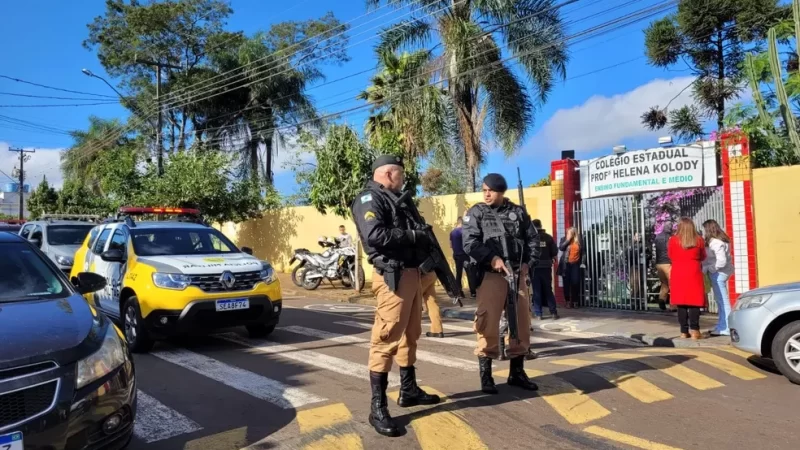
[127,314,773,450]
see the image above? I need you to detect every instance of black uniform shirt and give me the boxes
[350,180,423,267]
[535,230,558,268]
[462,199,541,271]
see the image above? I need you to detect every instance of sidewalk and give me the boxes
[438,295,730,348]
[279,273,732,349]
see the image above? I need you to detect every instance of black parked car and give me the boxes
[0,232,136,450]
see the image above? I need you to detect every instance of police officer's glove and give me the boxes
[405,230,431,247]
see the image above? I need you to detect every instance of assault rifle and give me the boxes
[395,190,464,306]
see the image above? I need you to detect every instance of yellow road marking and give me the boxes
[304,433,363,450]
[550,358,673,403]
[387,386,487,450]
[599,353,724,390]
[584,426,684,450]
[717,347,756,359]
[296,403,353,434]
[184,427,247,450]
[643,349,766,380]
[494,369,610,425]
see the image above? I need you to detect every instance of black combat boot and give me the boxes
[507,356,539,391]
[478,356,498,394]
[369,371,400,437]
[397,366,441,407]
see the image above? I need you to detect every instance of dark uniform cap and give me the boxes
[483,173,508,192]
[372,155,404,171]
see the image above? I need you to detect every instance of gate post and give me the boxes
[719,131,758,303]
[550,158,581,305]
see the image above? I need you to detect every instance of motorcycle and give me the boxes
[288,248,312,287]
[295,236,365,291]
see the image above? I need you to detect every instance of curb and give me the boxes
[441,307,731,348]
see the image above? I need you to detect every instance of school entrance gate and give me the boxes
[549,132,759,312]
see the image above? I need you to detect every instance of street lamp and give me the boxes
[81,68,128,101]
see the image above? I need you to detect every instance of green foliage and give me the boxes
[26,178,59,220]
[642,0,787,136]
[369,0,569,190]
[84,0,349,184]
[302,125,375,218]
[531,175,551,187]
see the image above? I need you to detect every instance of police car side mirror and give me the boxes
[100,248,125,262]
[241,246,253,255]
[29,237,42,248]
[73,272,107,294]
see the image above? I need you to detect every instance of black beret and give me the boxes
[483,173,508,192]
[372,155,404,171]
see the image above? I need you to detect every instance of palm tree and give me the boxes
[197,34,318,184]
[358,49,456,162]
[61,116,137,195]
[369,0,569,190]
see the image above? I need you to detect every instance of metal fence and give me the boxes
[572,187,725,313]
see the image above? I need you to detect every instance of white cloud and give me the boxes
[0,142,65,189]
[530,76,698,154]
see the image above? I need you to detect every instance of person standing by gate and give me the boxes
[701,219,734,336]
[558,227,585,308]
[668,218,707,340]
[451,217,477,298]
[654,221,674,311]
[351,155,441,437]
[531,219,558,320]
[463,173,540,394]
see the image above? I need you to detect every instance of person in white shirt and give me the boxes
[702,219,734,336]
[337,225,354,248]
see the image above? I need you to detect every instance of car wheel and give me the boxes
[771,320,800,385]
[123,297,155,353]
[247,324,276,338]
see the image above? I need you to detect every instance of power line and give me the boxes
[0,101,119,108]
[0,91,113,101]
[0,74,116,99]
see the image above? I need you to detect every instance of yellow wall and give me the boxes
[219,187,553,280]
[752,166,800,286]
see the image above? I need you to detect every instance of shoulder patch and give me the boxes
[462,215,470,223]
[364,211,376,221]
[360,194,373,203]
[508,212,518,221]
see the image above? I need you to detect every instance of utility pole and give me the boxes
[133,57,182,176]
[8,147,34,220]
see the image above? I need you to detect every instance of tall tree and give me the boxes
[358,49,455,162]
[641,0,788,138]
[369,0,568,191]
[85,1,349,185]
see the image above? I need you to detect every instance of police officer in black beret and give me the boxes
[463,173,541,394]
[351,155,440,437]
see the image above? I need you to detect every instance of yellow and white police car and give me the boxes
[70,207,282,352]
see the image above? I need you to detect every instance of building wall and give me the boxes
[752,165,800,286]
[218,187,553,282]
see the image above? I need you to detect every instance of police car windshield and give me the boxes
[47,225,94,246]
[131,228,239,256]
[0,242,67,303]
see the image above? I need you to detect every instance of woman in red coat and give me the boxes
[667,217,707,340]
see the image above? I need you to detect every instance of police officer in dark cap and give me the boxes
[462,173,541,393]
[351,154,440,437]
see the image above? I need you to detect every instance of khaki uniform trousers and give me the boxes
[656,264,672,301]
[474,271,531,359]
[369,269,423,373]
[421,272,443,334]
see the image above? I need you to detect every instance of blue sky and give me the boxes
[0,0,703,194]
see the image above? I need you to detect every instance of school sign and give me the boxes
[578,142,718,199]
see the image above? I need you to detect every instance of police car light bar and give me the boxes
[118,207,201,216]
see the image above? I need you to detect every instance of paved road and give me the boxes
[126,297,796,450]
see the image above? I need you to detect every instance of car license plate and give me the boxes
[0,432,23,450]
[216,299,249,312]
